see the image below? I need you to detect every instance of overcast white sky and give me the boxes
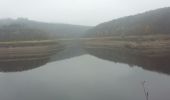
[0,0,170,26]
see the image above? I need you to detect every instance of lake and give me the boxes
[0,53,170,100]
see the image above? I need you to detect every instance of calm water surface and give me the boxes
[0,55,170,100]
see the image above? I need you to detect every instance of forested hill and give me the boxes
[0,18,92,41]
[86,7,170,37]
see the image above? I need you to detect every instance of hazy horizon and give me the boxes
[0,0,170,26]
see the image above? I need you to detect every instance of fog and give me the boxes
[0,0,170,25]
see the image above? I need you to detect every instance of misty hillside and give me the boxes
[0,18,91,41]
[86,7,170,37]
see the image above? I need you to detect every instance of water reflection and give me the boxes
[0,59,48,72]
[1,55,170,100]
[86,47,170,75]
[0,41,64,72]
[0,40,85,72]
[1,43,170,99]
[1,40,170,75]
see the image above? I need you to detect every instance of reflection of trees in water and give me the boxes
[86,47,170,75]
[0,42,64,72]
[49,39,86,62]
[0,39,86,72]
[0,58,49,72]
[3,39,170,74]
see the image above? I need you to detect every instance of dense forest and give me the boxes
[0,18,91,41]
[86,7,170,37]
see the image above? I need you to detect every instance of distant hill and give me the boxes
[86,7,170,37]
[0,18,92,41]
